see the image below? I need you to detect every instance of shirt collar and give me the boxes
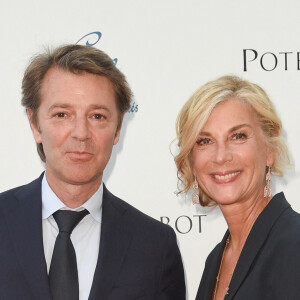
[42,173,103,223]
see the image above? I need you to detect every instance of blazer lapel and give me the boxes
[4,175,52,300]
[198,231,230,300]
[88,185,136,300]
[226,193,290,299]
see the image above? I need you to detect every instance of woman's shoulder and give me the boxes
[272,193,300,227]
[265,194,300,247]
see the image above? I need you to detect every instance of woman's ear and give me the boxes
[266,147,275,167]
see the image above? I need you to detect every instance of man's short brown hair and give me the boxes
[22,44,132,161]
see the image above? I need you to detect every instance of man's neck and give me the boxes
[45,172,102,208]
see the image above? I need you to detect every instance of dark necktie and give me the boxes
[49,209,89,300]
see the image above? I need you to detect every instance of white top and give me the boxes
[42,174,103,300]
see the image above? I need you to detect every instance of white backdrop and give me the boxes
[1,1,300,298]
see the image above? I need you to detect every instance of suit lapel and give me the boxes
[227,193,290,299]
[4,175,52,300]
[88,185,136,300]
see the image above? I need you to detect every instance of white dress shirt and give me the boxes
[42,174,103,300]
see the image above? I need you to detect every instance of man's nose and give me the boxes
[71,117,92,140]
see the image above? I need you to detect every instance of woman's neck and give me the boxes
[220,192,272,252]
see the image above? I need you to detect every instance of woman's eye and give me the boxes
[233,132,247,140]
[196,138,211,145]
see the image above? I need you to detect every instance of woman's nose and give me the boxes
[213,142,233,164]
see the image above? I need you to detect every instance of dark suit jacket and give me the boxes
[0,175,186,300]
[196,192,300,300]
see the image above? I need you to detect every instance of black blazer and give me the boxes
[196,192,300,300]
[0,175,186,300]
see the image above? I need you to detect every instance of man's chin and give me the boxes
[48,169,103,187]
[64,174,103,186]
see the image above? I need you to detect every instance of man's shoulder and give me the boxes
[0,185,24,214]
[0,184,25,205]
[103,185,174,235]
[0,176,42,212]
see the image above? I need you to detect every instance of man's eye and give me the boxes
[233,132,247,140]
[93,114,105,119]
[55,112,67,118]
[196,138,211,145]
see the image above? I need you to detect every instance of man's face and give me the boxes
[28,67,121,188]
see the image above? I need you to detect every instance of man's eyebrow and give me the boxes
[48,104,71,112]
[89,104,110,111]
[48,104,111,112]
[88,105,112,116]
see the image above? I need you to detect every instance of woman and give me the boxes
[175,75,300,300]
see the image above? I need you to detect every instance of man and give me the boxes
[0,45,186,300]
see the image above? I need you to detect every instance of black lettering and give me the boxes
[160,216,170,225]
[279,52,292,70]
[193,215,207,233]
[297,52,300,70]
[175,216,192,234]
[260,52,277,71]
[243,49,258,71]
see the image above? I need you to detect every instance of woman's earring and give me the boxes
[264,166,272,198]
[192,177,200,204]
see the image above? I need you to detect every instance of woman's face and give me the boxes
[192,98,274,207]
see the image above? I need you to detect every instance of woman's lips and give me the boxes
[211,171,241,183]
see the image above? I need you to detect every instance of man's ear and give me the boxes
[27,108,42,144]
[113,113,124,145]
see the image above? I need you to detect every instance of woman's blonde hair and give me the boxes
[175,75,290,206]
